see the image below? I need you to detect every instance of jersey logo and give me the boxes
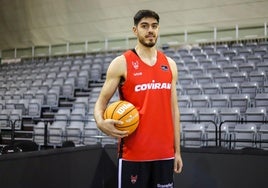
[130,175,138,184]
[161,65,169,71]
[132,61,139,70]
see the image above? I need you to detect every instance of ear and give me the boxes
[132,26,137,36]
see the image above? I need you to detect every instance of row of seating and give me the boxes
[33,118,117,148]
[181,123,268,149]
[180,107,267,125]
[31,118,268,150]
[165,41,268,56]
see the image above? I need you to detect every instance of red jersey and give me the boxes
[119,49,175,161]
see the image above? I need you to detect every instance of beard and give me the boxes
[138,35,158,48]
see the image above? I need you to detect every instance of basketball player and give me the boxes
[94,10,183,188]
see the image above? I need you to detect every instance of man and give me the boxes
[94,9,183,188]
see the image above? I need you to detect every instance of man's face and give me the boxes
[133,17,159,48]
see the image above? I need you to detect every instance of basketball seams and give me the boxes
[111,101,125,119]
[115,119,139,129]
[104,100,139,134]
[118,106,136,120]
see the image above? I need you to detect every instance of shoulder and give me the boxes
[165,56,178,80]
[166,56,177,71]
[106,54,126,77]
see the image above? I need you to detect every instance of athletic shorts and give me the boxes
[118,158,174,188]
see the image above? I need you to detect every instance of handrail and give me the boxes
[2,118,268,149]
[219,120,268,148]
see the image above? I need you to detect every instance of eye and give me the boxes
[152,24,158,29]
[141,24,149,29]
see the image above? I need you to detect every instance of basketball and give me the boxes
[104,100,139,135]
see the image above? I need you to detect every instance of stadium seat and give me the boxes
[9,109,22,129]
[178,74,195,86]
[221,82,240,95]
[182,123,206,148]
[28,99,42,118]
[33,121,45,146]
[184,59,199,68]
[240,81,259,99]
[184,84,203,96]
[179,107,198,123]
[197,107,218,126]
[198,59,213,68]
[213,72,231,83]
[222,63,239,73]
[0,109,11,129]
[230,94,251,114]
[233,123,257,149]
[206,51,221,60]
[189,65,205,75]
[227,68,248,82]
[83,120,101,145]
[178,95,191,108]
[202,83,221,95]
[257,124,268,150]
[195,73,213,85]
[48,121,68,147]
[237,48,252,57]
[244,107,266,125]
[202,45,215,53]
[238,62,255,73]
[219,107,241,131]
[255,93,268,110]
[231,56,246,65]
[206,64,222,75]
[248,71,266,86]
[210,94,230,108]
[191,95,210,108]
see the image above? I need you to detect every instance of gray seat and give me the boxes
[195,73,213,85]
[179,74,195,86]
[230,71,248,84]
[210,94,230,108]
[184,84,203,96]
[240,81,259,99]
[197,108,218,127]
[255,93,268,111]
[213,72,230,83]
[230,94,251,114]
[202,83,221,95]
[257,124,268,150]
[180,107,198,124]
[178,95,191,108]
[221,82,240,95]
[245,107,266,125]
[238,62,255,73]
[219,107,241,132]
[233,123,257,149]
[182,123,206,148]
[248,71,266,87]
[83,120,101,145]
[0,109,11,129]
[191,95,210,108]
[48,121,68,147]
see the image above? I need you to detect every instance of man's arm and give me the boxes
[168,57,183,173]
[94,55,129,138]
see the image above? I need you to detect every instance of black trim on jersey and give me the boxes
[118,138,124,158]
[131,48,138,56]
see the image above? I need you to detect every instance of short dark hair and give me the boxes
[133,10,160,26]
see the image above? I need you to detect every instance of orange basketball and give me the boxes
[104,100,139,135]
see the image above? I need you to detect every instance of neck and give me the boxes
[135,44,157,66]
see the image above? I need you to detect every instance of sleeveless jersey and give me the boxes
[119,49,175,161]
